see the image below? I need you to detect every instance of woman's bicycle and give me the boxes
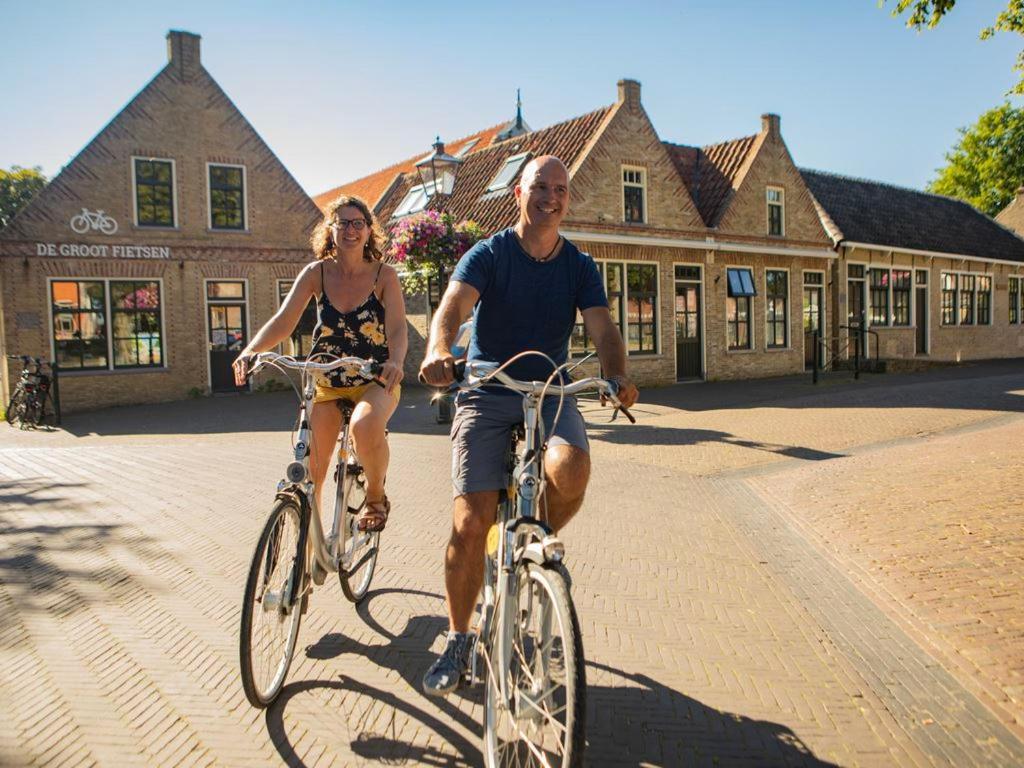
[5,356,55,430]
[238,352,384,707]
[442,356,633,768]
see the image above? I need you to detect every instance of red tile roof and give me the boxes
[313,123,508,211]
[664,135,758,227]
[374,106,614,234]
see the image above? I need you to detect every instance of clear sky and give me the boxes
[2,0,1021,197]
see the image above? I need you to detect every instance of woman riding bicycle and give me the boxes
[233,195,407,532]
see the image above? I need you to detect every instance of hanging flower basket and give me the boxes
[389,210,485,295]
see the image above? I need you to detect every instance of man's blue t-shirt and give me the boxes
[451,228,608,383]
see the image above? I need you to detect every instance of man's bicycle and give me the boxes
[5,356,55,430]
[238,352,384,707]
[444,357,633,768]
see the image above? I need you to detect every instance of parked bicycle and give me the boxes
[434,354,633,768]
[5,356,55,430]
[238,352,384,708]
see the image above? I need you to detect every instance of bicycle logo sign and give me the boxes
[69,208,118,235]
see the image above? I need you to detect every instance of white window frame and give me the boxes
[205,162,248,231]
[725,264,756,353]
[275,277,317,357]
[939,270,993,327]
[130,155,178,229]
[486,152,531,194]
[860,265,915,329]
[571,258,661,357]
[764,267,790,350]
[454,138,479,158]
[47,276,168,373]
[766,186,785,237]
[621,165,648,224]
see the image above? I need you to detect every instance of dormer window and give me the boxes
[622,166,647,223]
[486,152,530,193]
[767,186,784,236]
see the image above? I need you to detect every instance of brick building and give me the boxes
[320,79,1024,385]
[0,31,322,412]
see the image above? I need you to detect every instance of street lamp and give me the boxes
[414,136,462,199]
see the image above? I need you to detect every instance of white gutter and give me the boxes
[842,241,1024,269]
[561,229,835,259]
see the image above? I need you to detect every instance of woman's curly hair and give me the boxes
[310,195,386,262]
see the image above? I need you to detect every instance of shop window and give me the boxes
[51,279,164,371]
[765,269,788,348]
[976,276,992,325]
[51,281,108,370]
[959,274,975,325]
[727,268,755,350]
[626,263,657,354]
[892,270,911,326]
[767,187,784,236]
[277,280,316,358]
[1011,277,1020,324]
[869,268,890,326]
[111,281,163,368]
[941,273,957,326]
[134,158,175,227]
[209,164,246,230]
[570,262,648,356]
[622,166,647,223]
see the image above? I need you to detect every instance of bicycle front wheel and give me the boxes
[239,497,306,707]
[338,464,379,603]
[483,562,586,768]
[5,391,25,426]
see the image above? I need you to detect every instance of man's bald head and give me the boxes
[515,155,570,233]
[519,155,569,188]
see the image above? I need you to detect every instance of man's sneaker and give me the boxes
[422,631,475,697]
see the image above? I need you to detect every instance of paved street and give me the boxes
[2,361,1024,767]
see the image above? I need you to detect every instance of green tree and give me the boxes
[0,166,47,231]
[928,103,1024,215]
[882,0,1024,94]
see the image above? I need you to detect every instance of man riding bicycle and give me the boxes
[419,155,639,696]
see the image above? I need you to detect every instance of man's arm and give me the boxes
[581,306,639,408]
[419,280,479,385]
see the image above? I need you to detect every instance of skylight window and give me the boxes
[454,139,479,158]
[486,152,530,193]
[392,180,439,218]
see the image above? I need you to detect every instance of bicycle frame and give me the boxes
[251,353,378,607]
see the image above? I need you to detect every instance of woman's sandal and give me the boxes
[356,496,390,532]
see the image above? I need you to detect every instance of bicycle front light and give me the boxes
[285,462,306,483]
[541,535,565,563]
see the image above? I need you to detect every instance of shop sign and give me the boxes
[35,243,172,259]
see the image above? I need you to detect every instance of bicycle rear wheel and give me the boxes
[239,497,306,707]
[483,562,586,768]
[338,462,379,603]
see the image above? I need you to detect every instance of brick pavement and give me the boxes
[1,362,1023,766]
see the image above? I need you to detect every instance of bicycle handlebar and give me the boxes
[246,352,383,380]
[421,359,636,423]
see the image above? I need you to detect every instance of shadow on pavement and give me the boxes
[272,587,840,767]
[0,478,162,624]
[585,423,846,460]
[587,660,842,767]
[53,388,448,439]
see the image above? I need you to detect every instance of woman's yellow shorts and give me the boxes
[313,381,401,406]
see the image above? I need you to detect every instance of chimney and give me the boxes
[167,30,202,81]
[617,79,642,112]
[761,113,781,136]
